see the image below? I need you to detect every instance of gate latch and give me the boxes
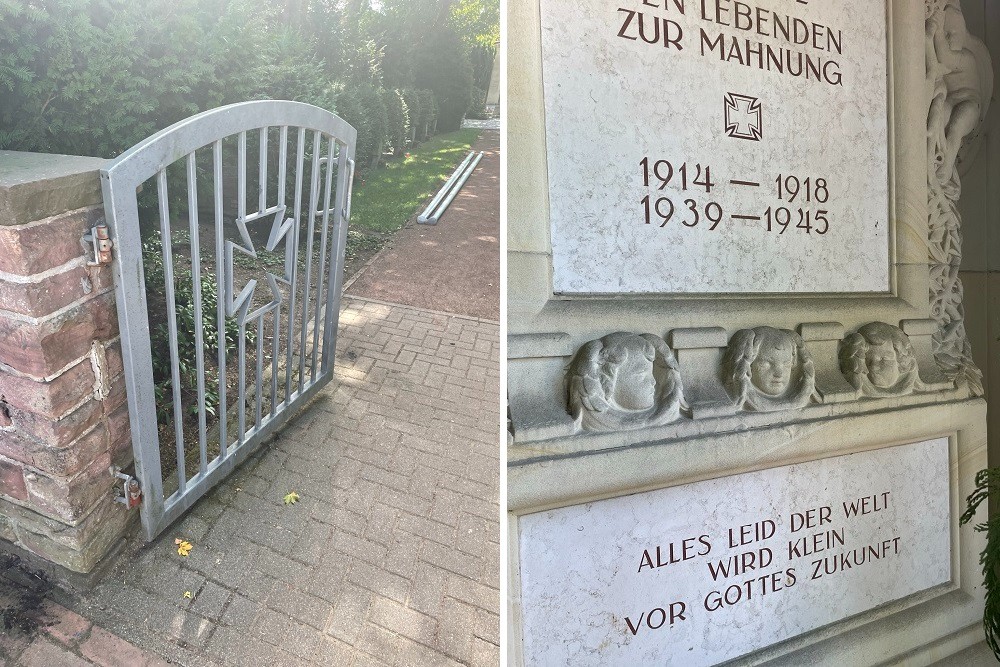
[110,466,142,509]
[84,224,114,265]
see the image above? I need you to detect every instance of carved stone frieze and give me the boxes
[722,327,816,412]
[925,0,992,395]
[840,323,924,398]
[567,332,683,432]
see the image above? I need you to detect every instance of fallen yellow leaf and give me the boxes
[183,591,192,599]
[175,539,193,557]
[283,491,300,505]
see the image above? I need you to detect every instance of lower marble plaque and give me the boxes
[518,438,952,665]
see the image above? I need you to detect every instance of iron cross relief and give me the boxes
[724,93,763,141]
[224,206,296,325]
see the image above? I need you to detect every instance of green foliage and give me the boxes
[449,0,500,49]
[470,45,496,92]
[960,467,1000,658]
[465,86,489,120]
[350,128,479,234]
[0,0,498,163]
[335,82,388,170]
[142,234,253,424]
[384,88,409,156]
[345,229,386,261]
[402,88,438,141]
[411,27,474,132]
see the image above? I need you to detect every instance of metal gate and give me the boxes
[100,101,356,539]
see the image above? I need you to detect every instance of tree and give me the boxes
[411,25,473,132]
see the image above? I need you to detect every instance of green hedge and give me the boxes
[0,0,473,170]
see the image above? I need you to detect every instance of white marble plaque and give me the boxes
[518,438,951,665]
[541,0,890,294]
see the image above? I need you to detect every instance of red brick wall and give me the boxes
[0,152,133,573]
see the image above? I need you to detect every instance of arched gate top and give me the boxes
[103,100,357,189]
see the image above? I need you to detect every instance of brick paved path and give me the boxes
[44,298,500,666]
[0,566,168,667]
[347,130,500,320]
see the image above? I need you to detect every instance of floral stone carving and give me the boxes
[567,332,683,432]
[925,0,992,395]
[723,327,815,412]
[840,323,925,398]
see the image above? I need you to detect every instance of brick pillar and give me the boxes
[0,151,134,580]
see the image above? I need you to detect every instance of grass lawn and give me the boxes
[349,128,481,234]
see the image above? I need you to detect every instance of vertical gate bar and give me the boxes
[278,126,288,204]
[299,129,322,388]
[285,128,306,402]
[187,152,209,475]
[322,145,352,372]
[270,305,280,416]
[255,312,264,429]
[259,127,269,213]
[101,170,164,540]
[237,134,247,445]
[238,320,246,444]
[271,126,289,417]
[238,131,247,221]
[312,136,336,381]
[213,140,228,460]
[157,170,187,495]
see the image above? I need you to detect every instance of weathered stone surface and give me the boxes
[103,375,127,414]
[0,152,106,228]
[14,500,131,573]
[104,340,123,378]
[107,401,132,468]
[519,438,950,666]
[0,357,96,418]
[0,427,37,466]
[0,263,112,318]
[24,451,112,523]
[0,456,27,501]
[0,291,118,378]
[0,512,14,542]
[1,493,125,553]
[9,397,104,449]
[0,206,102,275]
[23,424,109,478]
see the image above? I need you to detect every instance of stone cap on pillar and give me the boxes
[0,151,107,226]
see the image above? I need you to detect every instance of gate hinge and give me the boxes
[110,466,142,509]
[84,223,114,265]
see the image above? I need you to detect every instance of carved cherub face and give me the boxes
[866,340,900,388]
[750,338,795,396]
[605,337,656,411]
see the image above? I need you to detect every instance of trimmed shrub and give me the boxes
[384,88,409,156]
[465,86,489,120]
[335,82,388,169]
[411,27,473,132]
[0,0,492,167]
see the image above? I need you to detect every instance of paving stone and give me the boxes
[44,286,499,667]
[18,636,92,667]
[190,580,233,621]
[265,580,330,630]
[42,600,93,645]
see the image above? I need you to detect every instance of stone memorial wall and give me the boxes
[542,0,890,294]
[519,439,951,665]
[508,0,994,663]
